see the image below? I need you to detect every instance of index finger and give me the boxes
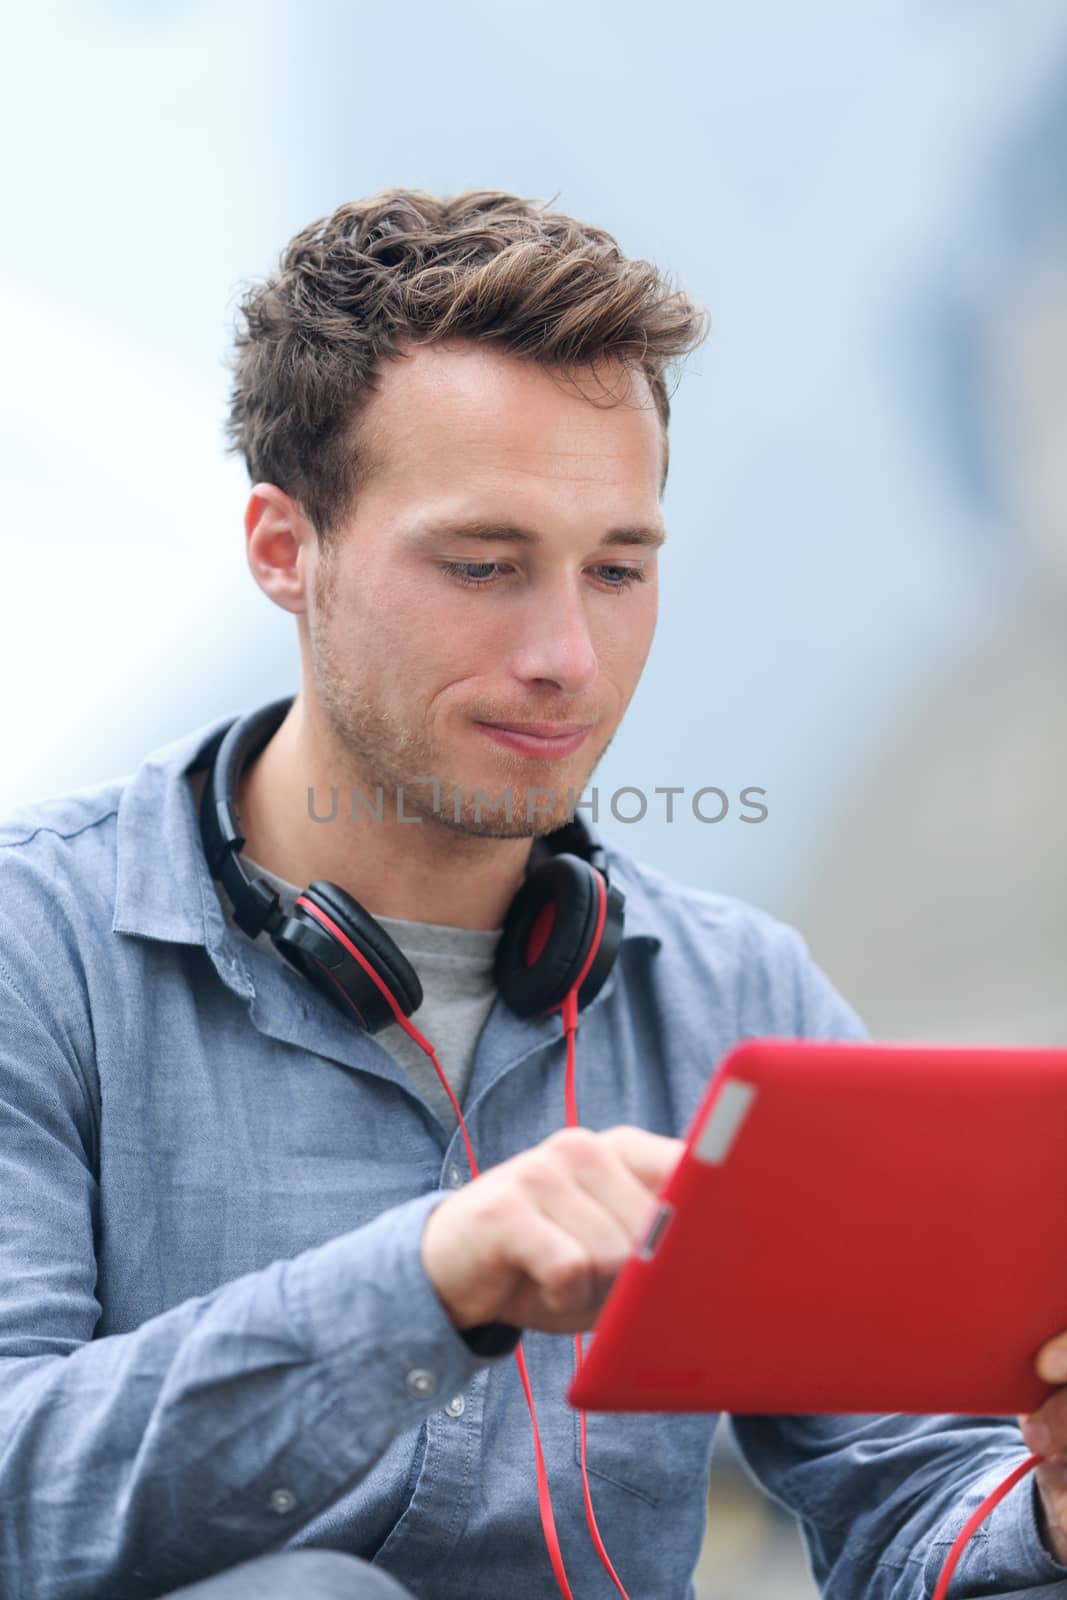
[601,1126,686,1188]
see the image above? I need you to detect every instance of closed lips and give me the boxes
[477,722,594,737]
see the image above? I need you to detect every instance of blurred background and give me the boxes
[2,0,1065,1592]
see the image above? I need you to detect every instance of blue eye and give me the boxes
[441,562,498,585]
[439,561,647,593]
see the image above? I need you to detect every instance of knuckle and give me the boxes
[484,1186,521,1227]
[547,1125,597,1155]
[476,1175,526,1229]
[547,1251,594,1298]
[515,1151,557,1198]
[547,1126,603,1170]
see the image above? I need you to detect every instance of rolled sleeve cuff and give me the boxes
[928,1453,1067,1594]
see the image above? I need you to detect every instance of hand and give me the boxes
[1017,1335,1067,1565]
[420,1124,684,1335]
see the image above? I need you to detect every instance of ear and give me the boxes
[245,482,315,616]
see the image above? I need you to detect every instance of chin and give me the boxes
[443,782,580,839]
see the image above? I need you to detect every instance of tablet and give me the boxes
[567,1037,1067,1416]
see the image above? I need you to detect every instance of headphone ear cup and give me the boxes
[273,880,423,1034]
[494,854,623,1020]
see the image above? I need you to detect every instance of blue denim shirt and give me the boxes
[1,703,1064,1600]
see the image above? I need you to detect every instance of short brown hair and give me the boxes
[224,186,711,543]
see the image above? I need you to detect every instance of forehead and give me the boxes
[355,337,664,494]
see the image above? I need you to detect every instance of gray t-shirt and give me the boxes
[215,856,500,1134]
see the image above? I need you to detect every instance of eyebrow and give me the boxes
[406,518,668,549]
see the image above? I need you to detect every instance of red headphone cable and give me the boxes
[296,875,633,1598]
[930,1452,1043,1600]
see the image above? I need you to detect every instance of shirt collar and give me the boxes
[112,707,236,946]
[112,700,664,956]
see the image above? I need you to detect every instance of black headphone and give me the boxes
[198,695,626,1035]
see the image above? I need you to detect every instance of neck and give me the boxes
[204,696,536,932]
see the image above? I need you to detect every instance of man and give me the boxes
[1,186,1066,1600]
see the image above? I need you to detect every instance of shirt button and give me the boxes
[448,1164,464,1187]
[269,1487,297,1515]
[444,1393,465,1418]
[406,1367,437,1398]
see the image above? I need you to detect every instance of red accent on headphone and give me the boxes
[525,900,557,968]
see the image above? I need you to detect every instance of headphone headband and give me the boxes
[199,696,294,940]
[198,694,627,1017]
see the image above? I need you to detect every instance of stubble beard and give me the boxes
[308,563,604,843]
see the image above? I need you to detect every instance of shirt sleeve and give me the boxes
[726,923,1067,1597]
[0,929,518,1600]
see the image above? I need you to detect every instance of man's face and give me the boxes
[302,337,665,840]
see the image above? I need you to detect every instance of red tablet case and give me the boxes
[567,1038,1067,1416]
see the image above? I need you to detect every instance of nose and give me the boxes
[507,575,599,695]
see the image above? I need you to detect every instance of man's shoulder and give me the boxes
[0,783,133,1026]
[0,709,231,917]
[600,837,869,1043]
[602,836,804,957]
[0,778,125,904]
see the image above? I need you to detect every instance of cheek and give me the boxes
[326,568,422,659]
[372,624,474,715]
[378,566,510,650]
[597,594,657,677]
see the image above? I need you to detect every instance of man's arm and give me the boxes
[728,1410,1067,1598]
[0,940,511,1600]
